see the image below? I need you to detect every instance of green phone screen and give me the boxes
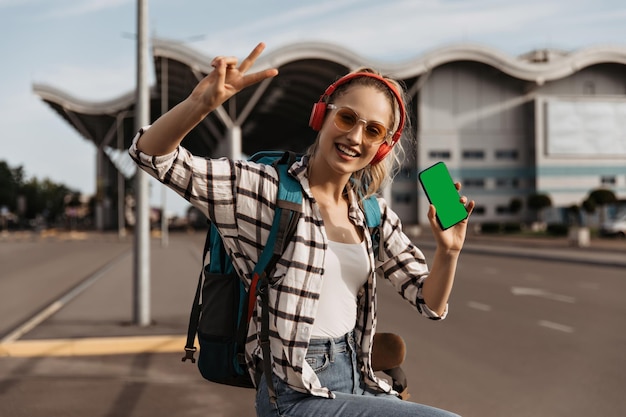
[418,162,468,230]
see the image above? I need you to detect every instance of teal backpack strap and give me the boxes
[362,195,381,229]
[362,194,382,260]
[249,151,303,404]
[250,151,302,272]
[272,152,302,257]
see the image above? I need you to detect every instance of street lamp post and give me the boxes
[133,0,150,326]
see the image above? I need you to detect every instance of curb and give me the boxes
[0,335,191,358]
[411,238,626,268]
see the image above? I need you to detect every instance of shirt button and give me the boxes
[302,327,309,333]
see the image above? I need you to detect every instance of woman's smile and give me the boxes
[336,143,361,158]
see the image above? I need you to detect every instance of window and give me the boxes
[472,206,485,215]
[496,178,520,188]
[463,178,485,188]
[462,150,485,160]
[394,193,412,204]
[601,176,616,185]
[495,149,518,160]
[496,205,511,214]
[429,150,451,159]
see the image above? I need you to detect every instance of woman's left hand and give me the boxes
[427,182,475,252]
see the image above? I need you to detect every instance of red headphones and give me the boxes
[309,72,406,165]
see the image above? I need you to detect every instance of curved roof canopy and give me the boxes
[33,39,626,158]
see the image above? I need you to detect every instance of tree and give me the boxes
[508,197,523,215]
[0,160,79,226]
[582,197,596,214]
[586,188,617,225]
[0,161,24,212]
[588,189,617,206]
[567,204,581,226]
[527,193,552,222]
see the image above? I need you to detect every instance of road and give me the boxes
[0,235,132,341]
[0,232,624,417]
[377,247,626,417]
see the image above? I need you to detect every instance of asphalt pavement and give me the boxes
[0,229,624,417]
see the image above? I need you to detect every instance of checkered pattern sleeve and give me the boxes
[376,197,448,320]
[128,127,284,281]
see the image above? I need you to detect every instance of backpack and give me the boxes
[181,150,406,399]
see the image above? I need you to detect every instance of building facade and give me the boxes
[34,41,626,230]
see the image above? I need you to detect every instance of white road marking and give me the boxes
[1,252,130,344]
[467,301,492,312]
[510,287,575,303]
[538,320,574,333]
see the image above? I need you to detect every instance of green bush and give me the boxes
[503,222,522,233]
[546,223,569,236]
[481,222,501,234]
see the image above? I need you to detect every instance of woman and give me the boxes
[130,43,474,417]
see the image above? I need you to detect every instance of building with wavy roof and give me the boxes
[33,39,626,230]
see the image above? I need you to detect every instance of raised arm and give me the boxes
[421,184,475,315]
[136,42,278,156]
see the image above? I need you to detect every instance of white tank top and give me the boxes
[311,240,370,338]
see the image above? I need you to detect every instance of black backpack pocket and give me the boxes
[197,271,254,388]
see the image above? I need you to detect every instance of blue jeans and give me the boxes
[255,331,461,417]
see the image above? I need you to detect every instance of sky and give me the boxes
[1,0,626,217]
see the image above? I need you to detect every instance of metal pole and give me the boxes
[117,114,126,240]
[228,125,242,159]
[160,58,169,247]
[95,148,104,231]
[133,0,150,326]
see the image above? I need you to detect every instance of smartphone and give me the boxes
[418,162,468,230]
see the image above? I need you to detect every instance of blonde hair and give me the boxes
[306,67,410,200]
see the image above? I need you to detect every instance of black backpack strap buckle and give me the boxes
[181,346,197,363]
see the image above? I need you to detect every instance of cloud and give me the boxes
[34,63,137,100]
[37,0,132,19]
[0,92,97,194]
[194,0,570,60]
[149,0,626,63]
[0,92,46,128]
[0,0,41,7]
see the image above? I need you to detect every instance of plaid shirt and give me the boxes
[129,128,446,398]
